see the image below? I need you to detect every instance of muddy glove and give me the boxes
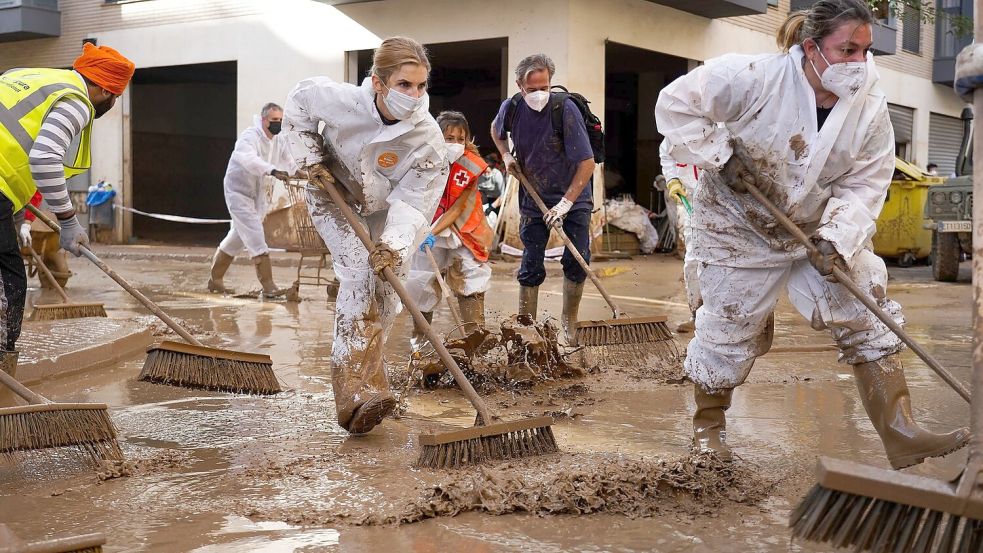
[305,164,336,190]
[720,152,757,193]
[419,233,436,252]
[368,242,400,275]
[270,169,290,182]
[17,222,31,249]
[544,197,573,228]
[808,239,848,282]
[57,215,89,257]
[502,152,518,176]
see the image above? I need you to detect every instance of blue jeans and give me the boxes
[518,208,590,287]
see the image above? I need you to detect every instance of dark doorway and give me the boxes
[130,61,237,244]
[604,42,690,211]
[354,37,506,155]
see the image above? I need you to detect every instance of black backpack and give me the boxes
[504,85,605,164]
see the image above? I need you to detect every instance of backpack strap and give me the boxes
[549,91,569,142]
[503,92,523,135]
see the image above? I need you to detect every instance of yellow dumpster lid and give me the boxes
[893,157,925,181]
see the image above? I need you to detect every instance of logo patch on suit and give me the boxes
[377,152,399,168]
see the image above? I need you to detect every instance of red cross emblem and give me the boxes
[452,169,469,187]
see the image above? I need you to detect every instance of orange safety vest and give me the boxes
[433,150,493,262]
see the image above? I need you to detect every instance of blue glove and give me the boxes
[419,233,436,252]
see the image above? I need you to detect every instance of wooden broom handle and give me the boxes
[25,245,71,303]
[424,245,465,335]
[739,179,971,403]
[25,204,203,347]
[313,176,494,424]
[513,168,625,319]
[0,367,48,405]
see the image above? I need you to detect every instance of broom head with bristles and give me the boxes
[29,303,108,322]
[139,340,280,395]
[574,315,681,359]
[418,416,558,469]
[789,456,983,552]
[0,403,122,462]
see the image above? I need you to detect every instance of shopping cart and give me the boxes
[263,178,337,298]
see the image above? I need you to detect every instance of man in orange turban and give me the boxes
[0,43,134,405]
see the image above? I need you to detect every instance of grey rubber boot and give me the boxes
[457,292,485,334]
[693,385,733,461]
[518,285,539,319]
[0,351,20,408]
[854,354,970,469]
[207,248,236,294]
[561,279,584,345]
[253,254,288,298]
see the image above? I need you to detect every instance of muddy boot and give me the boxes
[854,354,970,469]
[457,292,485,335]
[0,352,20,408]
[676,312,696,333]
[333,320,396,434]
[410,311,434,353]
[207,249,236,294]
[693,385,733,461]
[253,254,288,298]
[518,285,539,319]
[561,279,584,345]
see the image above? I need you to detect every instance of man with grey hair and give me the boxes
[491,53,596,344]
[208,102,297,297]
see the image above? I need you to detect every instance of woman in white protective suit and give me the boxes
[655,0,969,469]
[282,37,448,434]
[404,110,494,352]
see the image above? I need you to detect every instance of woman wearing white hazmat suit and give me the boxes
[282,37,448,434]
[655,0,968,469]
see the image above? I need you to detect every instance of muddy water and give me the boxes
[0,255,973,552]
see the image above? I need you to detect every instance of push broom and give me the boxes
[25,244,107,321]
[722,140,979,551]
[0,524,106,553]
[0,369,122,462]
[26,205,280,395]
[313,171,556,469]
[512,168,680,360]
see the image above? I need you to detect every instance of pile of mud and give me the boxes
[96,449,193,482]
[137,316,213,339]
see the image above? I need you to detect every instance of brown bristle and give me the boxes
[0,407,122,462]
[139,348,281,395]
[417,423,558,469]
[29,304,108,321]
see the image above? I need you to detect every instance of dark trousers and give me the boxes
[518,208,591,287]
[0,194,25,352]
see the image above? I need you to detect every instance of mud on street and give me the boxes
[0,251,972,552]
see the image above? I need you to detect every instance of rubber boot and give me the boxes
[207,249,236,294]
[518,285,539,319]
[693,385,733,461]
[457,292,485,335]
[0,351,20,408]
[333,318,396,434]
[854,354,970,469]
[561,279,584,345]
[253,254,288,298]
[410,311,434,353]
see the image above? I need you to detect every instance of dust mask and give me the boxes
[810,43,867,100]
[524,90,550,112]
[446,143,465,161]
[380,81,427,120]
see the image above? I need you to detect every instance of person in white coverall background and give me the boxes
[208,102,297,298]
[655,0,969,469]
[283,36,448,435]
[658,138,700,333]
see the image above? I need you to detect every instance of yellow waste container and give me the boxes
[871,158,944,266]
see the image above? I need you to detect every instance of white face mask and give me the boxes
[524,90,550,112]
[810,43,867,100]
[445,143,465,161]
[380,81,427,120]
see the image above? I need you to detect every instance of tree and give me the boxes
[868,0,973,37]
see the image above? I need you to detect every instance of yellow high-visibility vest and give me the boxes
[0,68,94,211]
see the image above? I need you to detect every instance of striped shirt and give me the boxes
[28,96,91,214]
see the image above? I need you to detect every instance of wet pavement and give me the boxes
[0,251,974,552]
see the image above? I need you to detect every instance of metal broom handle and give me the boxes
[513,168,626,319]
[25,244,71,304]
[313,176,494,425]
[737,173,971,403]
[25,204,203,347]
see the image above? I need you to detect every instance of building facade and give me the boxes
[0,0,971,242]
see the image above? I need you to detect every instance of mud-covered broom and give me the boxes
[311,170,556,469]
[25,244,107,321]
[0,524,106,553]
[512,168,680,362]
[25,205,280,395]
[0,369,121,462]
